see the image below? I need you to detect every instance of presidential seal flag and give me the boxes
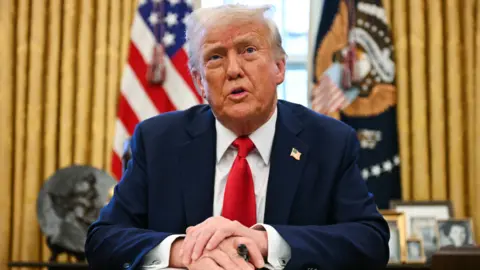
[311,0,401,208]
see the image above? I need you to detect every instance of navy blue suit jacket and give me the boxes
[85,100,390,270]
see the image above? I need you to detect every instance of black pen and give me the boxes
[237,244,250,262]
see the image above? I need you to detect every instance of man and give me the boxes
[85,4,390,270]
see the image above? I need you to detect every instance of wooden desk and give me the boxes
[8,261,430,270]
[387,264,430,270]
[8,262,88,270]
[430,246,480,270]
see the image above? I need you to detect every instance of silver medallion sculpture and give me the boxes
[37,165,116,261]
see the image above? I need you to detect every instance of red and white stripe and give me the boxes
[111,10,203,180]
[311,74,348,115]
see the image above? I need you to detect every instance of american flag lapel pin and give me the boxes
[290,148,301,160]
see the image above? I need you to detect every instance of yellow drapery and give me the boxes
[2,0,480,268]
[0,0,137,268]
[383,0,480,241]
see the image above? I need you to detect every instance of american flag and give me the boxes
[111,0,202,180]
[311,72,349,115]
[311,0,357,115]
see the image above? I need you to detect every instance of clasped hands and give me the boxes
[176,217,268,270]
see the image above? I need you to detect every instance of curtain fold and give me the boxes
[22,0,47,263]
[464,0,476,218]
[0,0,136,268]
[2,0,480,267]
[12,0,30,264]
[0,0,15,268]
[474,0,480,238]
[385,0,480,242]
[391,0,411,202]
[91,0,110,168]
[409,0,430,200]
[446,0,466,218]
[75,0,95,164]
[105,0,123,171]
[427,0,447,200]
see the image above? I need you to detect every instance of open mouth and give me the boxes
[231,88,246,95]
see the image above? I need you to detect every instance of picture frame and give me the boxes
[406,237,426,263]
[389,200,453,237]
[437,218,476,248]
[380,210,407,264]
[409,216,440,259]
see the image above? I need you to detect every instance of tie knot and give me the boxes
[232,137,255,158]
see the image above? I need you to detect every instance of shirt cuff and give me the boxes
[251,224,291,269]
[142,234,185,269]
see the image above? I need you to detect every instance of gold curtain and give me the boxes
[0,0,137,268]
[2,0,480,267]
[383,0,480,241]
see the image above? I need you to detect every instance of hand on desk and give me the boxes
[186,236,263,270]
[180,217,267,268]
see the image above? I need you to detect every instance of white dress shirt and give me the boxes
[142,107,291,269]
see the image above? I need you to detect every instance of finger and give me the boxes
[206,249,240,270]
[191,228,215,261]
[205,229,233,251]
[204,220,244,251]
[181,225,198,256]
[186,226,195,234]
[231,254,255,270]
[232,238,265,269]
[190,217,234,259]
[230,220,249,237]
[183,223,208,255]
[182,229,201,266]
[188,256,223,270]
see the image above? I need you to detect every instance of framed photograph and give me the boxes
[410,216,440,259]
[437,218,476,248]
[381,210,406,264]
[389,200,453,237]
[406,238,426,263]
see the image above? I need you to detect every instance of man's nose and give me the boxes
[226,52,243,80]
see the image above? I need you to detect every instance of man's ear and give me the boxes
[191,69,206,98]
[275,57,286,85]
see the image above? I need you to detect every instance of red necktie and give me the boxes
[221,137,257,227]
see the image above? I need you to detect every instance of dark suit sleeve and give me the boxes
[271,129,390,270]
[85,124,171,269]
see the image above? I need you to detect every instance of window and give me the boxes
[200,0,310,107]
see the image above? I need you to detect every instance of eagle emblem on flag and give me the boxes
[312,0,397,119]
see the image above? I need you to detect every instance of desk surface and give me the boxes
[387,264,430,270]
[8,262,88,268]
[8,261,430,270]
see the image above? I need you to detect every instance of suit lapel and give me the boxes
[179,107,217,227]
[264,102,309,224]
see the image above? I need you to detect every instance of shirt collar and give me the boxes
[215,106,277,165]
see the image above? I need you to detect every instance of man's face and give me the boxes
[449,225,467,246]
[193,20,285,125]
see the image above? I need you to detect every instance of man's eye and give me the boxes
[245,47,256,54]
[209,55,221,61]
